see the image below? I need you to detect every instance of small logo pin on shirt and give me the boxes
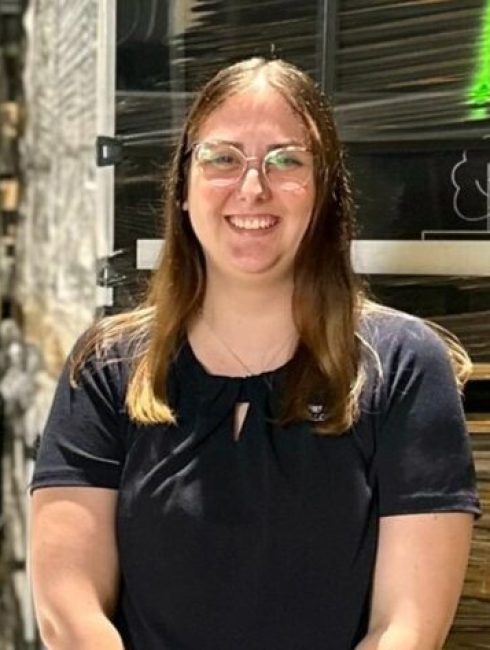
[308,404,327,422]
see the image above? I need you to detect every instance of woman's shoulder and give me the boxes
[72,310,151,365]
[67,318,146,399]
[358,303,454,376]
[360,303,445,350]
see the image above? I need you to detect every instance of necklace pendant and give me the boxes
[308,403,327,422]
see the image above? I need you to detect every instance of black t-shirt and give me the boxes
[31,311,481,650]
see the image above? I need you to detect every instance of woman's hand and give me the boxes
[355,511,474,650]
[30,486,123,649]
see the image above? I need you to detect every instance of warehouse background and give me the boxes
[0,1,489,647]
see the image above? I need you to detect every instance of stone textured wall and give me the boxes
[18,0,101,373]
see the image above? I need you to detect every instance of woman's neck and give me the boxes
[203,273,296,333]
[188,274,298,375]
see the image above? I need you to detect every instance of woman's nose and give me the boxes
[238,166,270,199]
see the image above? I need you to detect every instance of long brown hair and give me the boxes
[71,57,471,433]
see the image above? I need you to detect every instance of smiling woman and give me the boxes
[29,58,480,650]
[185,87,316,281]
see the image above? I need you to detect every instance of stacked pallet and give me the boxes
[447,368,490,649]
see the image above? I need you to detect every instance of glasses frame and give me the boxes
[188,140,314,190]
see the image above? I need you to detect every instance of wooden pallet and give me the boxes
[472,365,490,381]
[446,435,490,648]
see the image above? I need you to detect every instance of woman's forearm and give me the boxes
[39,612,124,650]
[354,624,440,650]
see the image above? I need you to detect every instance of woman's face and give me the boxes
[185,88,316,283]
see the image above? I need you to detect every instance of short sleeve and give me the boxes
[373,317,481,518]
[30,348,128,492]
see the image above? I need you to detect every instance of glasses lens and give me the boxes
[194,143,243,186]
[265,148,312,190]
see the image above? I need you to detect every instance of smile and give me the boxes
[226,215,279,231]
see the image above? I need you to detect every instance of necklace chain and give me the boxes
[199,311,297,379]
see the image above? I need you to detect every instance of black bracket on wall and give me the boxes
[96,249,129,287]
[96,135,124,167]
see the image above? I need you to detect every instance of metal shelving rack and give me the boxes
[0,1,31,647]
[1,1,116,647]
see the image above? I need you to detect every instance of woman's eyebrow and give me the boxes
[204,139,306,150]
[266,141,306,150]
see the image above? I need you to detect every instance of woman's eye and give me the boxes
[200,151,241,168]
[211,154,236,165]
[268,152,303,169]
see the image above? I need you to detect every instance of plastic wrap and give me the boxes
[335,0,490,141]
[332,0,490,363]
[112,0,490,362]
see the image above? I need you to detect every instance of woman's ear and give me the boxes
[182,199,189,211]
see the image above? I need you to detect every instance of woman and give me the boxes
[30,58,480,650]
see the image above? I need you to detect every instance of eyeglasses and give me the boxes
[190,141,313,191]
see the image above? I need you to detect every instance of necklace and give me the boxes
[199,311,298,382]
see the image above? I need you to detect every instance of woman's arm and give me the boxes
[355,511,474,650]
[30,486,123,650]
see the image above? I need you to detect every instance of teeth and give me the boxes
[228,215,277,230]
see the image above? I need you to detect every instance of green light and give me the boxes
[467,0,490,115]
[470,83,490,106]
[469,106,489,120]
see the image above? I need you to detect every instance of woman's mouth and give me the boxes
[226,214,279,231]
